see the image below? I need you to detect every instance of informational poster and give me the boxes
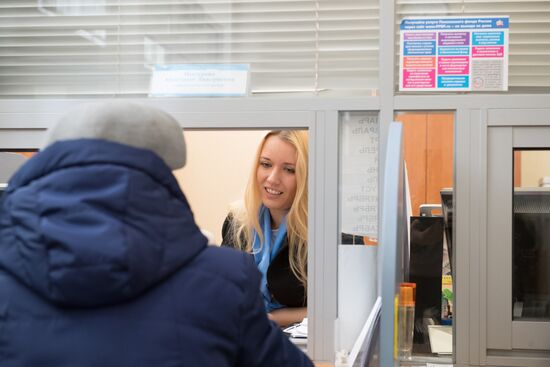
[400,16,509,92]
[340,112,379,238]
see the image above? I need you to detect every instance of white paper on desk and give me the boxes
[426,364,453,367]
[428,325,453,355]
[283,318,307,338]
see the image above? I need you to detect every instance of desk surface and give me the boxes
[312,354,453,367]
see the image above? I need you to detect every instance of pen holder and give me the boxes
[397,283,416,360]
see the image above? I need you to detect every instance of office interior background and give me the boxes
[1,1,550,366]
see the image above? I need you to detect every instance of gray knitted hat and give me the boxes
[43,101,186,169]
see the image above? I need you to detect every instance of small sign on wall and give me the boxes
[399,16,509,92]
[150,64,250,97]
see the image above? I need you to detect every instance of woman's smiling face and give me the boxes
[256,135,298,221]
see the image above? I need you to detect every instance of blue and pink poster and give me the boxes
[400,16,509,91]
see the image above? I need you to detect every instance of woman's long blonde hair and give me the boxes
[230,130,308,289]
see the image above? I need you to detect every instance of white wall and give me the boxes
[173,130,269,244]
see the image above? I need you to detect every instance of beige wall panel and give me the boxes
[173,130,268,244]
[521,150,550,187]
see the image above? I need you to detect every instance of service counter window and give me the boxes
[394,111,454,362]
[513,150,550,321]
[173,129,309,352]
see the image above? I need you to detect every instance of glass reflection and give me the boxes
[513,150,550,320]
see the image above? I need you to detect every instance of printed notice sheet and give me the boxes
[399,16,509,91]
[150,64,249,97]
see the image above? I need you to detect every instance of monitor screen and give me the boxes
[440,188,453,275]
[513,188,550,319]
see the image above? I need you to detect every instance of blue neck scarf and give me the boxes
[252,205,287,312]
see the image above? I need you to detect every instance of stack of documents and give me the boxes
[283,318,308,339]
[428,325,453,355]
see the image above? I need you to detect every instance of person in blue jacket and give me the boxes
[0,101,313,367]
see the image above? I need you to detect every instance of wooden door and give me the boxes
[395,112,454,216]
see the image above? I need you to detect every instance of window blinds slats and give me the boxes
[2,0,376,9]
[1,35,378,50]
[2,40,377,60]
[0,64,377,83]
[0,25,377,37]
[0,0,379,97]
[397,0,550,90]
[2,0,359,6]
[1,40,377,57]
[0,17,377,29]
[1,54,377,66]
[3,4,378,15]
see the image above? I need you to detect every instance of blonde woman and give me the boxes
[222,130,308,327]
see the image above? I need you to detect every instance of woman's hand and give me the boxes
[268,307,307,328]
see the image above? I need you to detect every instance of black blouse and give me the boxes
[221,215,306,308]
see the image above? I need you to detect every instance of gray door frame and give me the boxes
[456,107,550,367]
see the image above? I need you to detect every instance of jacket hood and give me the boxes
[0,139,206,307]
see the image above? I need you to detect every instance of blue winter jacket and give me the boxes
[0,139,313,367]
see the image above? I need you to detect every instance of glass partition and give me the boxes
[513,149,550,321]
[337,111,379,357]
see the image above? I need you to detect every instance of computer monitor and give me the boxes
[513,187,550,319]
[440,188,453,275]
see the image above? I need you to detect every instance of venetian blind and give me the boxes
[0,0,379,98]
[396,0,550,92]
